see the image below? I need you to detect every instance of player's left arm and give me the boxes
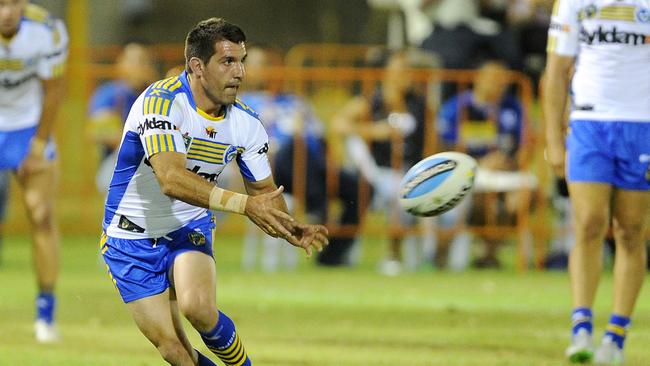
[26,17,69,170]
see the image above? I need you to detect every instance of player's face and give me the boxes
[201,40,246,107]
[0,0,25,38]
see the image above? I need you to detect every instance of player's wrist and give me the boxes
[209,186,248,214]
[30,137,48,155]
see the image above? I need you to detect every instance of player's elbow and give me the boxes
[156,169,181,198]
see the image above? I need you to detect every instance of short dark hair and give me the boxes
[184,17,246,73]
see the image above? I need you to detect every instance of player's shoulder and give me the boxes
[233,99,262,121]
[22,4,60,30]
[142,76,185,117]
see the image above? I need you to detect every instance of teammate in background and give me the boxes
[100,18,328,366]
[0,0,67,343]
[87,42,157,192]
[544,1,650,364]
[436,60,524,270]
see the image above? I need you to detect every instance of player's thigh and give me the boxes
[568,182,612,229]
[172,251,217,308]
[611,189,650,232]
[127,289,179,345]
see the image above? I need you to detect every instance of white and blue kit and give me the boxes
[548,0,650,189]
[101,72,271,302]
[0,4,68,169]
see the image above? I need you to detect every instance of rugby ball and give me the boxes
[399,151,477,216]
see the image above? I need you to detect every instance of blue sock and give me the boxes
[200,311,251,366]
[604,314,630,349]
[571,307,592,336]
[36,292,55,324]
[195,349,217,366]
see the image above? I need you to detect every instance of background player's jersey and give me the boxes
[103,72,271,239]
[0,4,68,131]
[547,0,650,122]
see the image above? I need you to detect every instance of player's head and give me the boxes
[0,0,26,38]
[117,42,157,91]
[473,60,509,104]
[383,50,413,94]
[185,17,247,106]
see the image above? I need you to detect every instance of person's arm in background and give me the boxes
[87,86,126,151]
[21,17,68,174]
[542,0,579,177]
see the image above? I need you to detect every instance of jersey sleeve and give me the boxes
[547,0,580,56]
[137,92,188,159]
[37,17,69,79]
[236,120,272,182]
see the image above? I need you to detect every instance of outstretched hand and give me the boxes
[245,186,297,240]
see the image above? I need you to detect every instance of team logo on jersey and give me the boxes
[579,4,598,20]
[205,126,217,138]
[224,145,239,164]
[188,229,206,247]
[637,8,650,23]
[182,132,192,149]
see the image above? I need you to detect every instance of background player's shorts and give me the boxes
[101,214,215,303]
[0,126,56,170]
[567,120,650,190]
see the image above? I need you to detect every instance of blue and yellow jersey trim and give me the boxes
[143,76,183,116]
[144,134,177,156]
[234,99,260,120]
[187,138,233,164]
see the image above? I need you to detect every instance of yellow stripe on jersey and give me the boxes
[52,62,66,77]
[599,5,636,22]
[546,35,558,53]
[0,59,24,71]
[187,138,230,164]
[143,76,182,116]
[24,4,51,23]
[144,134,177,156]
[552,0,560,16]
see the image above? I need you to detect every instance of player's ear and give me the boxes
[188,57,203,76]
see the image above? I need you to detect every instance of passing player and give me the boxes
[100,18,328,365]
[544,0,650,364]
[0,0,68,342]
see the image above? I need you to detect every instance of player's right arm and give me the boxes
[543,0,578,177]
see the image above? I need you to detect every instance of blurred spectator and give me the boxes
[418,0,521,70]
[334,49,429,275]
[239,46,370,268]
[87,42,157,192]
[436,60,526,269]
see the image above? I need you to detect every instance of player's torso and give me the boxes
[570,0,650,120]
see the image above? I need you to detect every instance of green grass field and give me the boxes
[1,234,649,366]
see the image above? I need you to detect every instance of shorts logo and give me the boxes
[188,230,206,246]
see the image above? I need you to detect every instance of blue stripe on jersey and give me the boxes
[234,99,261,120]
[103,131,145,230]
[178,71,197,110]
[236,154,256,181]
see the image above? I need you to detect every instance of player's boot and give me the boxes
[566,328,594,363]
[594,335,624,365]
[34,319,61,343]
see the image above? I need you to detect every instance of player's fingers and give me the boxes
[269,208,294,222]
[267,185,284,198]
[304,244,312,258]
[314,233,329,246]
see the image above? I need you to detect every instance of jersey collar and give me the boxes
[180,70,227,122]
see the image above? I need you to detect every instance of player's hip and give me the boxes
[0,126,56,170]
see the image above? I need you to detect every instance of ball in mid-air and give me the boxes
[399,151,477,217]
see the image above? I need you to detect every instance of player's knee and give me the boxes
[574,214,608,242]
[178,296,215,331]
[25,198,54,229]
[156,338,188,364]
[612,220,646,248]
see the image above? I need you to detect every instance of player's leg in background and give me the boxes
[0,169,9,266]
[15,158,60,342]
[173,251,252,366]
[127,290,199,365]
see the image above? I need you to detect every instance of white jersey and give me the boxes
[547,0,650,121]
[0,4,68,131]
[103,72,272,239]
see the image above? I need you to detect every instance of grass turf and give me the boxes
[0,234,649,365]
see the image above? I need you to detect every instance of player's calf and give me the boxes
[200,311,251,366]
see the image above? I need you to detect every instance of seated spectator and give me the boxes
[87,42,157,192]
[333,48,432,275]
[239,46,369,268]
[436,60,527,269]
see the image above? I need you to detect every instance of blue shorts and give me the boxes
[0,126,56,170]
[567,120,650,190]
[100,214,215,303]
